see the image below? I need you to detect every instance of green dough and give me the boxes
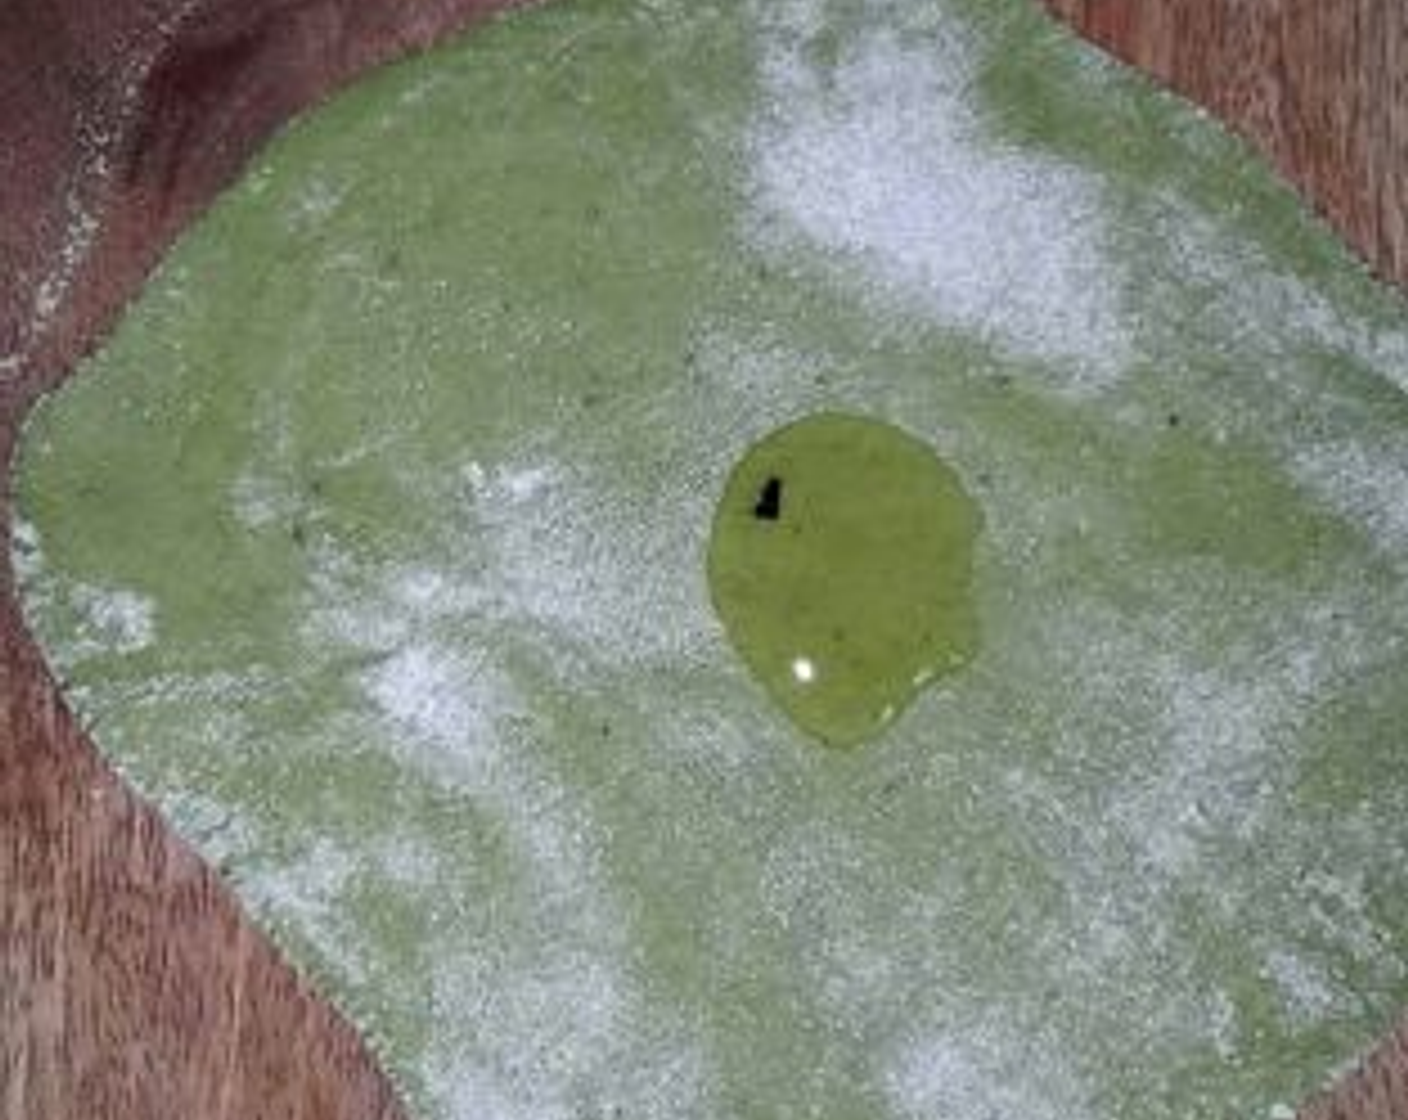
[708,412,980,747]
[14,1,1408,1118]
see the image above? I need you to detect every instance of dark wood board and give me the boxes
[1041,0,1406,292]
[2,2,1404,1117]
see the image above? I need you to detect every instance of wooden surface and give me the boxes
[1041,0,1407,292]
[0,613,406,1120]
[1,1,1405,1118]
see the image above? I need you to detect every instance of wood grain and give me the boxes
[1040,0,1407,291]
[1,2,1405,1119]
[0,606,407,1120]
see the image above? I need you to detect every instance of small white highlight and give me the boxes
[792,657,817,684]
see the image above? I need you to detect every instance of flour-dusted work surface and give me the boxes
[13,1,1408,1118]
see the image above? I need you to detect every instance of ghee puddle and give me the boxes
[708,412,982,748]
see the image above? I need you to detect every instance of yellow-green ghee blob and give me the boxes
[708,412,982,748]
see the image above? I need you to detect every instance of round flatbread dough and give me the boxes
[16,1,1408,1117]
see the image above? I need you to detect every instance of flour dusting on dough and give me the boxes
[749,2,1130,393]
[13,1,1408,1118]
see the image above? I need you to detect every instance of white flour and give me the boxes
[748,7,1131,393]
